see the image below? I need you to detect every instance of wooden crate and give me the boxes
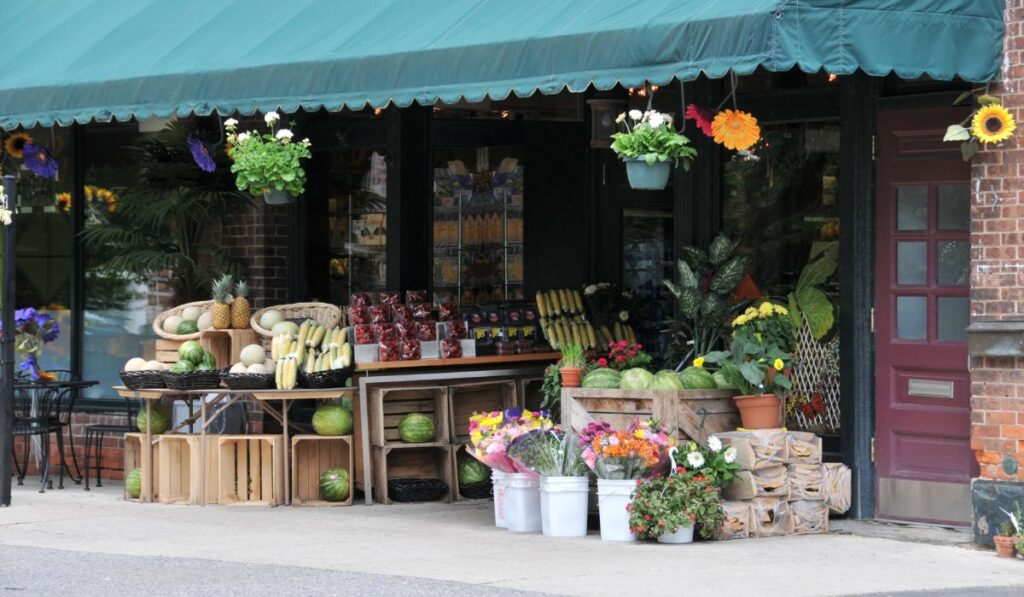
[369,386,449,447]
[123,432,159,501]
[448,380,517,444]
[660,389,740,442]
[291,434,353,507]
[200,328,259,369]
[217,435,284,506]
[157,434,220,505]
[155,338,183,366]
[372,445,453,504]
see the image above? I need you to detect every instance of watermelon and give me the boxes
[200,350,217,369]
[712,369,737,390]
[312,404,353,436]
[619,368,654,389]
[125,467,142,498]
[679,366,716,390]
[178,340,205,365]
[398,413,435,443]
[136,404,171,434]
[175,320,199,335]
[582,368,621,389]
[318,467,351,502]
[459,459,489,485]
[650,370,685,390]
[169,360,195,374]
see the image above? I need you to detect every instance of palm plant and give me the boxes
[82,121,252,303]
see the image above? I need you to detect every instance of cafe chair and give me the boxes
[84,397,136,491]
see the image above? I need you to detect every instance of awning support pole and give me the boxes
[0,175,17,506]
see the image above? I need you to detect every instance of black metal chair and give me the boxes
[12,382,63,493]
[84,397,135,491]
[45,369,84,489]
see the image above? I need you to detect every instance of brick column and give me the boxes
[221,201,290,308]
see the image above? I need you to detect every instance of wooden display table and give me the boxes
[355,352,560,372]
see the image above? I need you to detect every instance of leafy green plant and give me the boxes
[226,113,312,197]
[610,109,697,170]
[787,242,838,340]
[663,233,750,367]
[558,342,586,369]
[628,466,726,540]
[81,121,252,303]
[703,301,797,397]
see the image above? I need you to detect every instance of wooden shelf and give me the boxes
[356,352,558,372]
[114,386,355,401]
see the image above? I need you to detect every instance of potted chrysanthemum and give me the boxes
[610,109,697,190]
[225,112,312,205]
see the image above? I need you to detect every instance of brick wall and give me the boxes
[221,201,290,307]
[970,1,1024,482]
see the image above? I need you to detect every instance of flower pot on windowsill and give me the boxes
[733,393,783,429]
[994,535,1018,558]
[263,189,294,205]
[560,367,583,388]
[623,158,671,190]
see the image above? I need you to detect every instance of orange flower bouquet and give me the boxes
[580,418,674,480]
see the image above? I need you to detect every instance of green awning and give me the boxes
[0,0,1004,129]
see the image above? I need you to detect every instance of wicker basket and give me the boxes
[152,300,214,341]
[119,370,166,390]
[161,370,222,391]
[387,478,450,503]
[299,364,354,389]
[221,372,275,390]
[250,303,343,339]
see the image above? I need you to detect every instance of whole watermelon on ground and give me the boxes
[125,467,142,498]
[650,370,685,390]
[458,459,489,485]
[136,404,171,434]
[582,368,621,389]
[398,413,435,443]
[619,368,654,390]
[178,340,206,365]
[679,366,716,390]
[319,467,351,502]
[712,369,737,390]
[312,404,353,436]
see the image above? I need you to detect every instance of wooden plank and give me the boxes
[448,381,515,441]
[158,435,192,505]
[217,435,282,506]
[251,438,263,502]
[357,352,559,372]
[372,445,453,504]
[123,433,159,501]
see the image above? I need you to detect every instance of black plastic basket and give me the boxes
[119,370,166,390]
[299,364,354,389]
[458,479,493,500]
[221,372,274,390]
[387,478,450,502]
[161,370,222,391]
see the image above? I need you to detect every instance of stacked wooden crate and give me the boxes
[715,429,851,539]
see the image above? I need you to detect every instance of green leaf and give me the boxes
[708,234,737,266]
[795,286,834,339]
[644,153,658,166]
[787,292,803,335]
[676,260,699,289]
[961,141,980,161]
[943,124,971,142]
[952,91,973,106]
[795,247,838,292]
[679,288,702,319]
[678,246,709,271]
[978,94,1001,106]
[663,279,682,300]
[738,361,764,387]
[710,255,748,295]
[702,350,731,363]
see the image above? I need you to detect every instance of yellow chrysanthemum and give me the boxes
[693,356,705,368]
[711,109,761,151]
[773,304,789,316]
[4,132,33,159]
[731,315,748,327]
[972,104,1016,145]
[758,302,774,317]
[773,358,785,371]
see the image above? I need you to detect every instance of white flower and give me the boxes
[707,436,722,453]
[275,128,294,141]
[615,113,626,124]
[0,207,11,226]
[663,113,674,126]
[648,112,665,128]
[224,118,238,128]
[619,310,629,322]
[236,132,251,143]
[724,446,737,464]
[264,111,280,124]
[301,138,310,144]
[687,451,705,468]
[584,284,599,296]
[628,109,643,121]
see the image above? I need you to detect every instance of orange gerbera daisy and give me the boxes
[4,132,33,159]
[711,109,761,151]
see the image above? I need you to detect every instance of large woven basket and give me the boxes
[250,302,343,339]
[152,300,214,341]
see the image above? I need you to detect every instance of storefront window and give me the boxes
[622,208,673,357]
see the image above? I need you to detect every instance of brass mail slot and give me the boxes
[908,378,955,399]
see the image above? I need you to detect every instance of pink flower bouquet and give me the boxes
[468,408,554,474]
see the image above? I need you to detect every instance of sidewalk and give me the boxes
[0,484,1021,596]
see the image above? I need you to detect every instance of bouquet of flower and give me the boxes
[0,308,61,381]
[628,458,726,540]
[580,418,674,479]
[467,408,554,474]
[508,428,589,478]
[676,435,739,489]
[225,112,312,198]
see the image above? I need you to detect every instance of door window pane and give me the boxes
[937,241,969,286]
[897,241,927,285]
[937,185,969,230]
[897,186,928,231]
[896,296,927,340]
[937,297,969,342]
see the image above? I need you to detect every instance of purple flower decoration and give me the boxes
[187,135,216,172]
[19,354,42,381]
[22,143,59,178]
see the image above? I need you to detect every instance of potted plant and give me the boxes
[610,109,697,190]
[994,522,1018,558]
[508,428,591,537]
[677,436,740,490]
[703,301,797,429]
[225,113,312,205]
[580,418,674,541]
[628,455,727,544]
[558,342,586,388]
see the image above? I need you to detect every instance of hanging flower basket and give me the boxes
[225,113,312,204]
[610,109,696,191]
[262,189,294,205]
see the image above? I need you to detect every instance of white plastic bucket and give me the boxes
[657,524,695,544]
[492,470,508,528]
[597,478,637,542]
[504,473,542,533]
[540,476,590,537]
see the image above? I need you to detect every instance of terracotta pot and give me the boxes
[733,394,782,429]
[994,535,1018,558]
[560,367,583,388]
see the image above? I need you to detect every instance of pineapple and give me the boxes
[210,274,233,330]
[230,280,250,329]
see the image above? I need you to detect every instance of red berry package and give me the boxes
[394,321,416,341]
[349,293,371,308]
[405,290,428,304]
[400,339,422,361]
[440,337,462,359]
[446,320,467,339]
[379,291,400,306]
[438,303,459,322]
[353,324,376,345]
[379,340,400,362]
[391,304,413,323]
[411,303,432,321]
[369,305,391,324]
[348,306,369,325]
[375,323,396,342]
[416,322,437,341]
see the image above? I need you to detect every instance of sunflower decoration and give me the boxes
[972,103,1016,145]
[711,109,761,151]
[4,132,33,159]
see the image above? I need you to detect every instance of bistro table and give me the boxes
[113,386,354,505]
[14,378,99,489]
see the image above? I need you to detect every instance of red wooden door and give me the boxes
[875,107,976,526]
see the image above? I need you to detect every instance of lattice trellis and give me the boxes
[789,320,841,434]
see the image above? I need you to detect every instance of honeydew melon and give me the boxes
[162,315,183,334]
[240,344,266,367]
[124,357,146,372]
[229,362,248,374]
[246,363,268,374]
[271,321,299,336]
[181,306,202,322]
[197,311,213,331]
[260,310,285,329]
